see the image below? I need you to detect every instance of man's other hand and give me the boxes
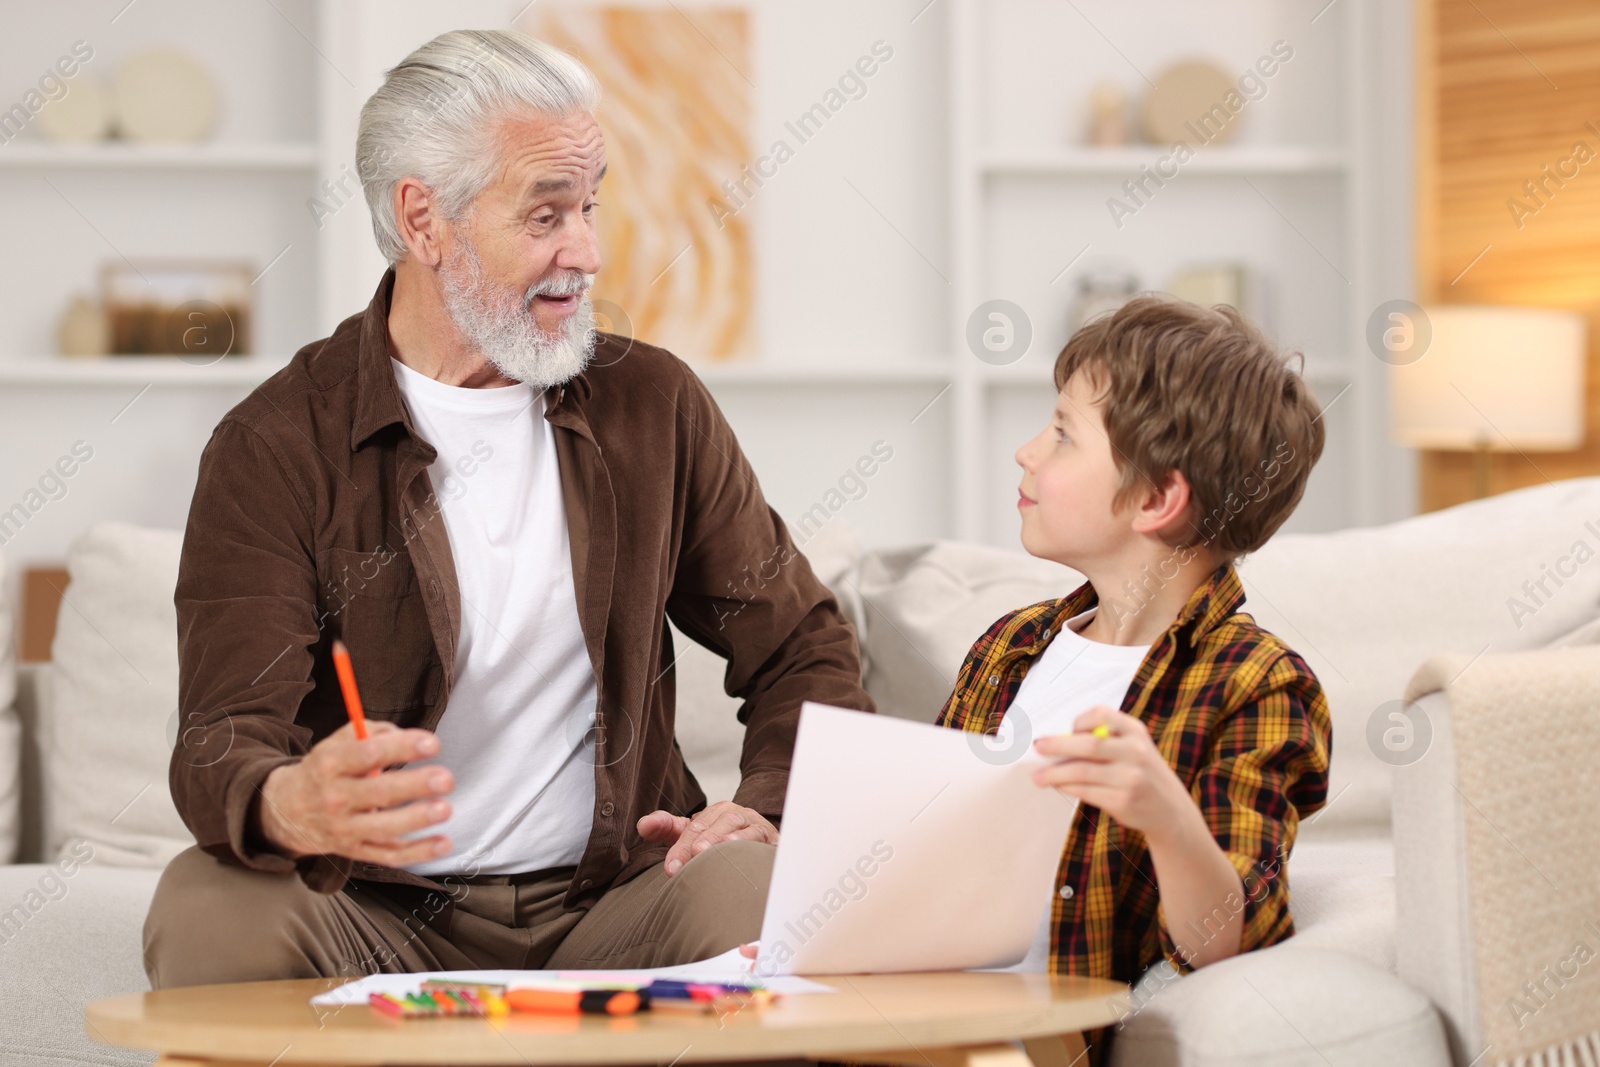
[636,801,778,876]
[257,721,455,867]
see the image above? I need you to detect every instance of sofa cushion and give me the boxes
[852,541,1082,722]
[1236,477,1600,834]
[0,549,18,864]
[1282,831,1395,972]
[43,522,190,867]
[0,860,158,1067]
[1110,944,1451,1067]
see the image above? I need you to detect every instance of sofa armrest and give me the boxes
[1395,647,1600,1067]
[1393,689,1477,1063]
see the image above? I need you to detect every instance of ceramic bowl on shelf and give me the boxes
[112,48,218,143]
[37,77,111,143]
[1141,59,1241,146]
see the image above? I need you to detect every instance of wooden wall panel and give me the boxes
[1419,0,1600,511]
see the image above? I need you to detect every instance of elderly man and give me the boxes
[143,29,873,986]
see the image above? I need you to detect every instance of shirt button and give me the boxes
[579,878,592,890]
[988,674,1000,686]
[1058,884,1075,900]
[428,578,440,597]
[600,801,614,817]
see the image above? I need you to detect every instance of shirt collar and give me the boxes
[1172,561,1246,644]
[347,266,594,451]
[1016,559,1247,661]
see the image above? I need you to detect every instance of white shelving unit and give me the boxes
[944,0,1387,546]
[0,357,294,385]
[0,0,332,568]
[978,146,1348,176]
[0,0,327,370]
[0,142,320,171]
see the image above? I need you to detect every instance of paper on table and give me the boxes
[755,702,1078,976]
[308,946,835,1006]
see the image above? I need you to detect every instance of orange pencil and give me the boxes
[331,639,379,776]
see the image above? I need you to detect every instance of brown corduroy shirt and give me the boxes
[170,267,875,908]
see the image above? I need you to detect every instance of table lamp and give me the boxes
[1389,305,1587,498]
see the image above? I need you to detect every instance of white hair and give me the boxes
[356,29,602,264]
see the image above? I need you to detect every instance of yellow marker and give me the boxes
[1092,725,1111,739]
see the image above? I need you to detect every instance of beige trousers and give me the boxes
[144,839,778,988]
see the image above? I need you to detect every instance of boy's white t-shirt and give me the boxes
[986,605,1149,973]
[389,357,599,876]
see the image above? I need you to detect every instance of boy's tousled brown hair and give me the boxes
[1053,294,1325,560]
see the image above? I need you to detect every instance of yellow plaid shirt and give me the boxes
[821,562,1329,1067]
[939,560,1331,987]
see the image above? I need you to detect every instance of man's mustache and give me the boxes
[526,271,592,300]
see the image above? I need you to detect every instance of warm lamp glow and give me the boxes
[1389,305,1587,452]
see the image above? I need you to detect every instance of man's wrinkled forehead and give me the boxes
[495,111,607,201]
[523,162,608,200]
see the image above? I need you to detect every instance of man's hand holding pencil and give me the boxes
[256,719,456,866]
[254,639,456,867]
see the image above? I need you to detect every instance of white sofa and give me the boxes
[4,480,1600,1067]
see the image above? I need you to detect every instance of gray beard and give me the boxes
[437,237,596,389]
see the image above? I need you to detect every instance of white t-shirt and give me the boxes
[390,357,598,876]
[986,605,1149,973]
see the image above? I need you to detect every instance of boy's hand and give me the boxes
[1034,706,1247,970]
[1031,706,1200,845]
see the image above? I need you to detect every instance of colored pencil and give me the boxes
[330,639,379,776]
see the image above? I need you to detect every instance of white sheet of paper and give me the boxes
[755,702,1077,976]
[309,947,834,1006]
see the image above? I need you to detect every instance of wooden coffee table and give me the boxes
[86,971,1129,1067]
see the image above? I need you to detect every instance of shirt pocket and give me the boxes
[319,546,437,713]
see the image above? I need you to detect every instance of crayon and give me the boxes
[369,993,406,1017]
[422,979,509,996]
[415,981,511,1016]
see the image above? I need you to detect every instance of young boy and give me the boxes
[951,295,1333,1055]
[746,297,1329,1063]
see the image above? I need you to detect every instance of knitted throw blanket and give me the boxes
[1406,646,1600,1067]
